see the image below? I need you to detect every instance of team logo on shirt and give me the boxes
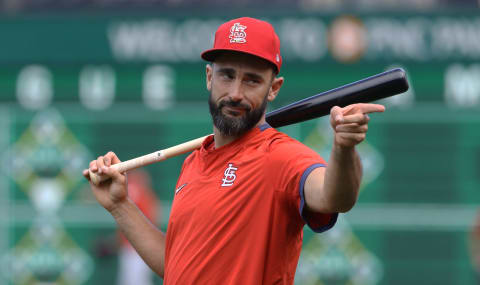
[229,23,247,43]
[221,163,238,187]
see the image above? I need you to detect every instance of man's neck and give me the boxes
[213,117,266,149]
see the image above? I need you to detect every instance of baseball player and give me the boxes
[83,17,385,284]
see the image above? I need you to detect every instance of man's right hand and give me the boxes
[83,151,128,213]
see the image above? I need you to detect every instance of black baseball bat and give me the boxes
[265,68,409,128]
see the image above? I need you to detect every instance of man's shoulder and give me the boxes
[262,127,304,146]
[184,148,201,164]
[260,127,316,156]
[260,127,326,172]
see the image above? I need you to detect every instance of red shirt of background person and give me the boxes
[119,170,158,247]
[117,170,158,285]
[471,211,480,279]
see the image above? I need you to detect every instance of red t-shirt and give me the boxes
[164,124,337,284]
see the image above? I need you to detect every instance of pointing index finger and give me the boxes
[355,103,386,114]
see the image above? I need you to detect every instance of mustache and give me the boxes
[219,100,251,112]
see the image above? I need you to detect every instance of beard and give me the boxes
[208,92,268,137]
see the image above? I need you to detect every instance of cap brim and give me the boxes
[201,48,223,62]
[201,48,279,73]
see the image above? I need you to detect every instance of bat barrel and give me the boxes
[266,68,409,128]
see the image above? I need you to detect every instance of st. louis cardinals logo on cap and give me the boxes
[229,23,247,43]
[221,163,238,187]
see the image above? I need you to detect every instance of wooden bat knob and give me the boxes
[89,168,106,186]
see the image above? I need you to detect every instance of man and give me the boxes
[83,17,385,284]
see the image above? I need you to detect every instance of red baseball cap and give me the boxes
[201,17,282,73]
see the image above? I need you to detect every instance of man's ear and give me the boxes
[268,76,284,102]
[206,64,213,91]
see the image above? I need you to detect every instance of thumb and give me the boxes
[330,106,344,125]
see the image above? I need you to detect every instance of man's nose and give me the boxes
[229,80,244,102]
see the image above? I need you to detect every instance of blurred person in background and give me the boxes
[92,169,158,285]
[471,210,480,281]
[117,170,158,285]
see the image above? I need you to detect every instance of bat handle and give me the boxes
[88,135,209,186]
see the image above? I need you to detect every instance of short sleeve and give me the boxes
[267,135,338,233]
[297,164,338,232]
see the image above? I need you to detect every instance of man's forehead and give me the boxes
[213,52,274,73]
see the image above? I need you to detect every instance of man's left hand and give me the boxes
[330,103,385,148]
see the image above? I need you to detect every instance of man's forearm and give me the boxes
[111,198,166,277]
[323,144,362,213]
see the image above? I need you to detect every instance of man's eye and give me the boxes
[220,73,234,80]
